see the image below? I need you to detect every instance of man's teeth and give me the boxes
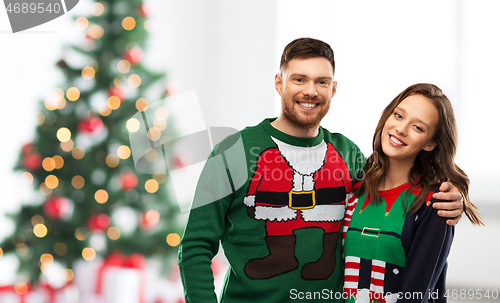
[390,135,404,146]
[299,102,316,108]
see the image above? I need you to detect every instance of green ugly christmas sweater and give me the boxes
[178,118,365,302]
[342,183,454,303]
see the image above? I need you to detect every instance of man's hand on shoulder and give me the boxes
[432,181,463,226]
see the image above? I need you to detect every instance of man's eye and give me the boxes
[294,78,303,82]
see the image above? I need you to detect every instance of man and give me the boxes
[178,38,463,302]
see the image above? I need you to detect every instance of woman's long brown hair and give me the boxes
[354,83,483,225]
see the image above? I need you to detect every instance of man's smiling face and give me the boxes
[275,57,337,130]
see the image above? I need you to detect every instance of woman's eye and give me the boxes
[395,113,402,119]
[414,125,423,132]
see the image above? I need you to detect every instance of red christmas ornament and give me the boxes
[77,117,104,133]
[21,143,34,154]
[122,46,143,65]
[87,213,110,232]
[108,86,124,101]
[43,196,71,220]
[136,4,148,17]
[120,172,138,191]
[22,152,42,171]
[138,210,159,230]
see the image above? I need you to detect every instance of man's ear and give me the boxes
[331,80,337,96]
[275,73,283,96]
[423,140,437,152]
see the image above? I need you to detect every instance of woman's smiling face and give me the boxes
[381,94,439,165]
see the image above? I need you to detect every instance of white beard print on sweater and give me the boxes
[270,137,327,192]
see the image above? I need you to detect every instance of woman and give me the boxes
[342,83,483,303]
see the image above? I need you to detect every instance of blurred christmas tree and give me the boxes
[0,0,182,285]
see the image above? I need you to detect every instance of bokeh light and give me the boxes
[128,74,141,87]
[37,112,45,125]
[54,243,67,256]
[66,87,80,101]
[72,146,85,160]
[45,98,59,111]
[87,24,104,39]
[82,66,96,80]
[117,60,131,74]
[126,118,140,132]
[117,145,131,159]
[75,17,89,30]
[21,172,34,185]
[98,104,112,116]
[53,155,64,169]
[114,75,125,88]
[155,107,169,120]
[14,283,28,295]
[31,215,44,226]
[40,253,54,265]
[107,96,121,110]
[166,233,181,247]
[45,175,59,189]
[63,269,74,281]
[135,98,148,111]
[154,119,167,131]
[75,228,87,241]
[153,174,166,184]
[147,127,161,141]
[145,179,159,193]
[33,224,47,238]
[16,243,29,257]
[61,139,74,152]
[82,247,96,261]
[91,2,104,16]
[106,154,119,167]
[145,209,160,224]
[145,149,158,162]
[42,157,56,171]
[122,16,136,31]
[39,183,52,196]
[72,175,85,189]
[95,189,109,204]
[107,227,121,240]
[144,19,152,32]
[57,127,71,142]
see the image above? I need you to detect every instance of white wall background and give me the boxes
[1,0,499,290]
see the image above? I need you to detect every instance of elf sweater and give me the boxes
[178,118,365,303]
[342,183,454,303]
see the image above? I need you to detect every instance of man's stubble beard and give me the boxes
[281,97,330,130]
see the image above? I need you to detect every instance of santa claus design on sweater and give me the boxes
[243,136,353,280]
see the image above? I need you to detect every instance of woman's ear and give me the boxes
[423,141,437,152]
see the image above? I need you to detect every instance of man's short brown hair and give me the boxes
[280,38,335,74]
